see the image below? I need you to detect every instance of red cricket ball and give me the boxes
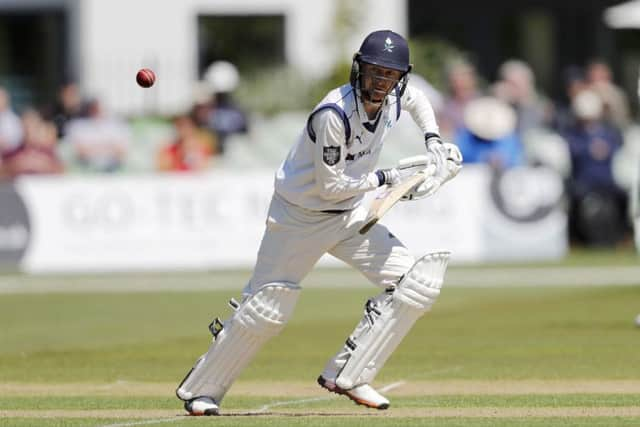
[136,68,156,88]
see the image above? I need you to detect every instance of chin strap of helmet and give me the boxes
[398,65,412,97]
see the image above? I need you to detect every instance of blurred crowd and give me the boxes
[434,58,634,248]
[0,58,636,247]
[0,60,248,179]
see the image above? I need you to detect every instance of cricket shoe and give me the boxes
[317,376,390,409]
[183,397,219,416]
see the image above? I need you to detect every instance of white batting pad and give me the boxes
[331,252,450,390]
[176,283,301,402]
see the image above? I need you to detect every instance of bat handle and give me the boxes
[359,219,377,235]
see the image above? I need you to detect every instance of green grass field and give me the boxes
[1,250,639,426]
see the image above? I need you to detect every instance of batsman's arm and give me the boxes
[312,111,389,200]
[401,85,440,138]
[399,84,465,175]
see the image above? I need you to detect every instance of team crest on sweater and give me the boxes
[323,146,341,166]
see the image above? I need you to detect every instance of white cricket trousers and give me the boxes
[244,193,415,295]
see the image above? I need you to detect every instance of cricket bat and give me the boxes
[359,164,436,235]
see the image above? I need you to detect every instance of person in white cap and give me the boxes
[203,61,248,153]
[454,96,523,169]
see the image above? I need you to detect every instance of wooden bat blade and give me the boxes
[359,173,427,235]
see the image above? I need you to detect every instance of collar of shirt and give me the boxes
[354,90,389,128]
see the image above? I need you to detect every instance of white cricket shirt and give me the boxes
[274,83,439,211]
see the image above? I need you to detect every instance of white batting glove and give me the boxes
[440,142,463,185]
[425,135,464,181]
[401,177,441,201]
[401,164,441,201]
[425,134,448,171]
[401,142,463,201]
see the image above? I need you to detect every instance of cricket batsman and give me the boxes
[176,29,463,415]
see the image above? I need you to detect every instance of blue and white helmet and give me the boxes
[358,30,411,73]
[350,30,412,98]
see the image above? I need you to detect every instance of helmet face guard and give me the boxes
[350,30,412,104]
[355,61,410,105]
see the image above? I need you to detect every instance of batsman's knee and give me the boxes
[225,282,301,338]
[395,251,450,312]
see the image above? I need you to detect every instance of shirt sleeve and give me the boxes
[401,84,440,137]
[312,110,379,200]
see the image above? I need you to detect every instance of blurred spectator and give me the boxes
[562,90,628,246]
[43,81,89,138]
[190,81,214,129]
[0,86,24,155]
[454,96,524,170]
[493,59,552,135]
[188,81,221,155]
[438,60,481,139]
[553,66,588,134]
[156,115,217,172]
[202,61,248,154]
[0,86,24,179]
[586,59,631,130]
[65,99,131,173]
[1,109,63,178]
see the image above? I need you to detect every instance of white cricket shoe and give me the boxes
[184,397,219,416]
[317,376,390,409]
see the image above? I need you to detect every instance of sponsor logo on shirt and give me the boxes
[345,148,372,163]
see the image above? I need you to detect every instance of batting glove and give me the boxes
[401,176,442,201]
[424,134,448,170]
[440,142,463,184]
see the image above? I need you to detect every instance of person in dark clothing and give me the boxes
[562,90,628,246]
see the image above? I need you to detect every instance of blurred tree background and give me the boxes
[230,0,472,115]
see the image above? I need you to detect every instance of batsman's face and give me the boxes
[360,63,403,105]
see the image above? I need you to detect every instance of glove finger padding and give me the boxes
[401,142,461,201]
[441,143,463,184]
[445,142,463,165]
[401,176,442,201]
[425,139,449,170]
